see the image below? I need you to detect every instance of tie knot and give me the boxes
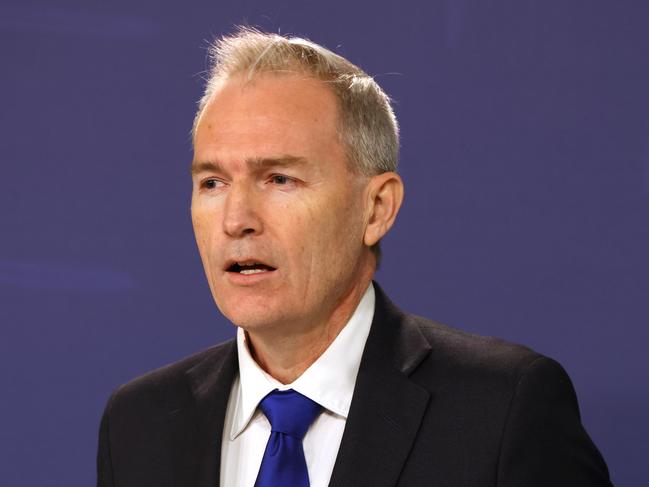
[258,389,322,439]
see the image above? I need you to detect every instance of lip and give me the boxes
[222,257,278,286]
[224,266,278,286]
[223,257,276,271]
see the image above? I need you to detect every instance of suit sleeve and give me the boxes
[496,356,613,486]
[97,392,117,487]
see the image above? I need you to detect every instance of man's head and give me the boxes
[190,28,403,336]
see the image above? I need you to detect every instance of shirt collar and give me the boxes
[230,283,375,440]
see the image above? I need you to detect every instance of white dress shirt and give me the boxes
[219,283,375,487]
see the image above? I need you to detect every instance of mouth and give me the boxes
[225,260,277,275]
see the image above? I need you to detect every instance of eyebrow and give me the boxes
[248,155,308,170]
[190,155,309,175]
[190,160,223,176]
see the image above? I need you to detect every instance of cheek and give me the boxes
[296,194,364,272]
[191,205,221,268]
[191,211,210,254]
[267,200,324,280]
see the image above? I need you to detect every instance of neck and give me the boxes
[245,268,374,384]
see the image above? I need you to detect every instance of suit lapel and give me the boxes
[329,284,432,487]
[185,340,238,487]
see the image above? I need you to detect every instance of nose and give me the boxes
[222,183,263,238]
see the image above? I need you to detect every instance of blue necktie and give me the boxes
[254,389,322,487]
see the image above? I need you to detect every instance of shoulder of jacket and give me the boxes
[108,339,236,410]
[404,313,548,383]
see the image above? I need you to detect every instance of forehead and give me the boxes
[195,73,341,148]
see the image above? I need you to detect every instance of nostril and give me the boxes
[221,193,262,237]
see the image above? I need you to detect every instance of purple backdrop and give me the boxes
[1,1,647,485]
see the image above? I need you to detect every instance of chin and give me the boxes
[212,280,313,332]
[214,293,278,329]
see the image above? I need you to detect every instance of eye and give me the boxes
[269,174,293,185]
[200,178,224,190]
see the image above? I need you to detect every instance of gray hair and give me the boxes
[192,27,399,176]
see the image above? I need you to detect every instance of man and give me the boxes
[97,28,612,486]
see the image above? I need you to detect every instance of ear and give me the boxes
[363,171,404,247]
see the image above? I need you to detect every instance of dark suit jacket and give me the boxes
[97,284,612,486]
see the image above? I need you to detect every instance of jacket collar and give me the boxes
[185,339,238,487]
[329,281,432,487]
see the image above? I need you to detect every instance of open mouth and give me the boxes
[226,261,277,275]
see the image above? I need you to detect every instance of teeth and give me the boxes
[240,268,266,275]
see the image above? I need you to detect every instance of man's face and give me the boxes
[191,74,372,335]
